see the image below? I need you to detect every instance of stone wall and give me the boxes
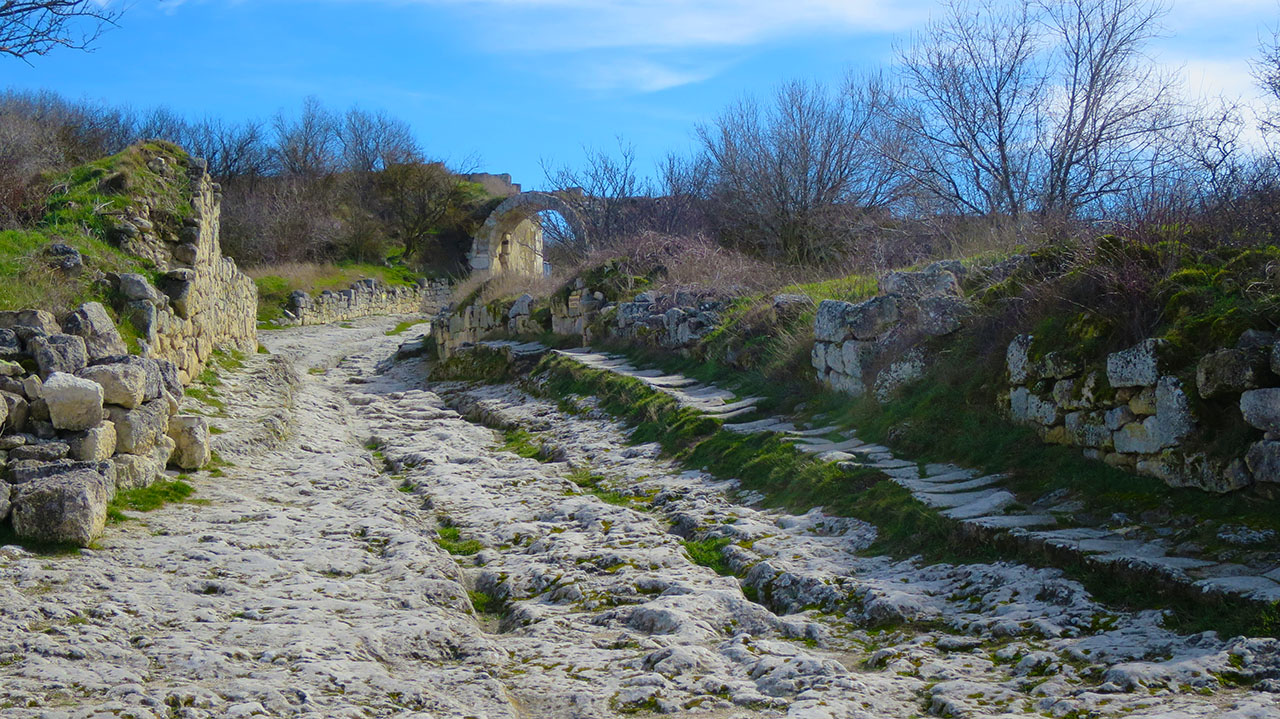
[1004,332,1280,495]
[282,278,451,327]
[0,145,259,546]
[812,262,969,401]
[107,153,257,385]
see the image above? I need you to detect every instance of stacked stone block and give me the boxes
[284,278,451,327]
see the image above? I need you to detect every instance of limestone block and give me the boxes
[1196,347,1269,398]
[0,328,22,358]
[1240,388,1280,434]
[828,370,866,397]
[1104,405,1136,431]
[11,465,114,546]
[60,302,127,361]
[918,295,966,336]
[1160,453,1253,494]
[111,453,160,490]
[30,334,88,379]
[1065,411,1112,450]
[42,372,104,431]
[880,266,961,298]
[810,342,828,372]
[1010,386,1031,422]
[824,342,845,374]
[842,340,874,379]
[67,421,117,463]
[1106,338,1166,388]
[873,352,925,403]
[1113,421,1163,455]
[152,434,176,470]
[508,293,533,319]
[814,300,856,343]
[1,390,26,432]
[1246,441,1280,484]
[93,355,164,401]
[10,442,69,462]
[167,415,210,469]
[77,363,147,409]
[107,399,170,455]
[847,296,900,341]
[7,309,60,334]
[1152,376,1194,446]
[119,273,162,303]
[22,374,41,401]
[1007,335,1033,385]
[0,479,10,521]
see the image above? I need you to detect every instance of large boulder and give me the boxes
[42,372,104,431]
[111,453,160,490]
[814,300,856,343]
[0,328,22,359]
[60,302,127,361]
[92,355,164,401]
[1106,339,1166,388]
[1240,389,1280,434]
[10,465,114,546]
[107,399,169,455]
[66,421,117,463]
[0,390,26,432]
[1007,335,1033,385]
[1196,347,1269,399]
[77,363,147,409]
[118,273,163,304]
[30,334,88,379]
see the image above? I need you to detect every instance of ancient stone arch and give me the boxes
[468,192,588,276]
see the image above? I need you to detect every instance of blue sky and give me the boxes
[5,0,1277,189]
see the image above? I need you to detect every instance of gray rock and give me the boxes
[1196,347,1269,398]
[918,295,966,336]
[0,479,9,521]
[772,294,813,311]
[60,302,127,361]
[123,300,157,344]
[1106,338,1166,388]
[1151,376,1195,446]
[6,309,61,334]
[42,372,104,431]
[508,293,533,318]
[1246,441,1280,484]
[77,363,147,409]
[163,275,194,318]
[1104,405,1135,431]
[1011,388,1059,426]
[93,355,164,401]
[1039,352,1082,379]
[21,374,41,401]
[172,242,198,265]
[153,358,182,398]
[119,273,162,303]
[1113,421,1164,455]
[1064,411,1111,449]
[8,458,112,484]
[846,296,900,341]
[111,453,160,490]
[1240,388,1280,434]
[66,421,117,463]
[29,333,88,379]
[9,442,69,462]
[873,351,925,403]
[880,267,961,298]
[1007,335,1033,385]
[107,399,169,455]
[1237,329,1276,349]
[27,397,48,423]
[810,342,828,373]
[11,465,114,546]
[0,328,21,358]
[814,300,856,343]
[0,391,26,432]
[167,415,210,469]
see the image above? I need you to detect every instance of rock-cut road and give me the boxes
[0,316,1277,718]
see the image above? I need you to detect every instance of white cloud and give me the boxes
[422,0,933,52]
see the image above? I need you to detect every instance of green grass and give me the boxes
[566,467,637,507]
[500,429,554,462]
[385,320,424,336]
[106,480,196,523]
[468,588,505,616]
[682,537,735,576]
[437,525,484,556]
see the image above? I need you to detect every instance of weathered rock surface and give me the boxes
[41,372,104,431]
[106,398,170,455]
[29,333,88,379]
[10,465,113,545]
[166,415,210,469]
[77,362,147,408]
[60,301,127,361]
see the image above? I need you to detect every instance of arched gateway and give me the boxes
[468,191,587,276]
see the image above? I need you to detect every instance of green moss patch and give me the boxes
[107,480,197,523]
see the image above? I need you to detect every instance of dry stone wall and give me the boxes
[107,152,257,385]
[1004,331,1280,495]
[0,146,258,546]
[812,262,969,401]
[283,278,451,327]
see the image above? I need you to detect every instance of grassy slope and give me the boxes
[0,141,187,315]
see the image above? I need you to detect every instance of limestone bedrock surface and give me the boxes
[0,315,1277,718]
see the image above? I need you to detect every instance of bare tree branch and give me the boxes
[0,0,120,61]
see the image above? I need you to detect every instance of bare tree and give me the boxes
[896,0,1046,219]
[271,97,338,178]
[338,108,421,174]
[542,138,652,257]
[0,0,120,61]
[697,79,897,263]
